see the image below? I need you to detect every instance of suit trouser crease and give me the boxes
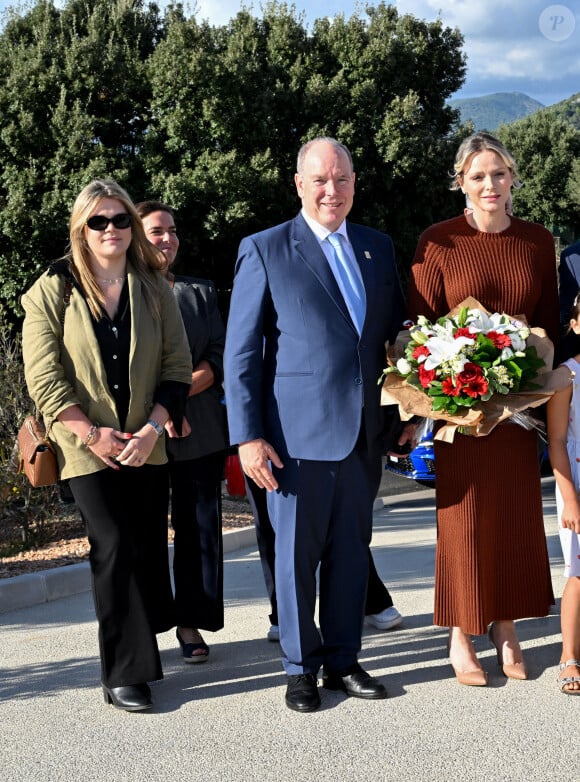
[268,447,378,675]
[249,477,392,625]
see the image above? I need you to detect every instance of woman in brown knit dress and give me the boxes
[407,131,559,686]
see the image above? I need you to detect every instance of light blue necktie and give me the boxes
[327,232,366,334]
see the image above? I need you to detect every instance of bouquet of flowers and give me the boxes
[381,297,570,442]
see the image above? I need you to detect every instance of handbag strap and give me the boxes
[61,278,72,328]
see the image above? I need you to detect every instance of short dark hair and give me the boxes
[135,200,175,219]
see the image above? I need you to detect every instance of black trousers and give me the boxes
[69,464,175,689]
[245,475,394,625]
[169,451,225,632]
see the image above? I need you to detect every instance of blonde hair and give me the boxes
[67,179,166,319]
[451,131,521,191]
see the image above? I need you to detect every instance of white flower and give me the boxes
[465,309,493,332]
[396,357,412,375]
[510,333,526,352]
[423,334,475,370]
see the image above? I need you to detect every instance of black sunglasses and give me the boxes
[86,213,132,231]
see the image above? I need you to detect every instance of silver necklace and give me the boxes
[96,275,126,285]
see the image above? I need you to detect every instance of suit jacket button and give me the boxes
[354,377,362,385]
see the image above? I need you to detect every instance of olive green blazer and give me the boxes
[22,265,192,480]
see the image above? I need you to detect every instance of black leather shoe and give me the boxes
[285,673,321,712]
[103,683,152,711]
[323,664,387,700]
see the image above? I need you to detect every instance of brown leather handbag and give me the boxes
[17,277,72,488]
[17,415,58,487]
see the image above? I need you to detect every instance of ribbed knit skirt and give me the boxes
[433,423,554,635]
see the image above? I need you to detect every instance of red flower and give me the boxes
[457,362,483,383]
[457,362,489,399]
[454,327,473,339]
[441,377,461,396]
[412,345,430,359]
[418,364,437,388]
[457,363,488,398]
[463,376,489,398]
[486,330,512,349]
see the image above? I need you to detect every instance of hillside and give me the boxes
[546,92,580,130]
[450,92,544,131]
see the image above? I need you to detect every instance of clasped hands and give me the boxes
[88,426,157,470]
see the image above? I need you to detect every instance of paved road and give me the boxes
[1,477,577,782]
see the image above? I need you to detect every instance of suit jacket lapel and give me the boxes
[290,214,354,328]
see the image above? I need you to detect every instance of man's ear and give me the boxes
[294,172,304,199]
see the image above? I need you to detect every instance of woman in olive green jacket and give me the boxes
[22,179,192,712]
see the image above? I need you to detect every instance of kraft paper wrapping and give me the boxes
[381,298,572,442]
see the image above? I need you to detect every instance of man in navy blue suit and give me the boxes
[225,138,411,711]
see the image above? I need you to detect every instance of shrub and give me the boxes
[0,308,62,556]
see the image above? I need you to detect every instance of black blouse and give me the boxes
[91,280,188,432]
[92,281,132,428]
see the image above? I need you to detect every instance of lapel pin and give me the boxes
[364,251,372,259]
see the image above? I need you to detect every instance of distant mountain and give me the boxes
[449,92,545,131]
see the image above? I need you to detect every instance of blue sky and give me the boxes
[1,0,578,106]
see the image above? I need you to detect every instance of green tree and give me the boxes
[0,0,165,317]
[0,0,468,318]
[568,157,580,219]
[498,111,580,242]
[144,2,467,289]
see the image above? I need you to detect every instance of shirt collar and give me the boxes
[300,209,348,244]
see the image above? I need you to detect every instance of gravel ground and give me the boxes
[0,494,253,579]
[0,465,431,579]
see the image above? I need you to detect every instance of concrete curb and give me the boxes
[0,487,430,615]
[0,525,258,615]
[1,478,550,615]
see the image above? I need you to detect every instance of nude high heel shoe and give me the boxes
[447,630,488,687]
[488,622,528,680]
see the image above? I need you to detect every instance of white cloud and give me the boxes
[193,0,244,26]
[395,0,580,103]
[1,0,578,104]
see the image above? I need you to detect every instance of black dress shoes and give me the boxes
[285,673,321,712]
[103,683,152,711]
[323,664,387,700]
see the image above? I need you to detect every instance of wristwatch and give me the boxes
[147,418,164,437]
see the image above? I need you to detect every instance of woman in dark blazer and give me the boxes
[137,201,228,662]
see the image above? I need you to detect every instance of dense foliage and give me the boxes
[0,0,469,316]
[498,109,580,242]
[0,0,578,324]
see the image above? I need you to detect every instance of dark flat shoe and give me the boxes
[323,664,387,699]
[176,628,209,663]
[285,673,321,712]
[103,683,152,711]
